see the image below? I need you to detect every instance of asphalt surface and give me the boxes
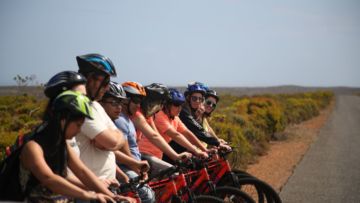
[280,95,360,203]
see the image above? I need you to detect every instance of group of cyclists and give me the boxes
[3,53,232,202]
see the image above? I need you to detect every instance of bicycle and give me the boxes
[147,160,225,203]
[184,156,255,203]
[206,148,282,203]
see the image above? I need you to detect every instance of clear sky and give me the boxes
[0,0,359,87]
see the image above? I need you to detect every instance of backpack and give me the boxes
[0,145,26,201]
[0,124,44,201]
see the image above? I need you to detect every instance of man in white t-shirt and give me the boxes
[75,53,125,180]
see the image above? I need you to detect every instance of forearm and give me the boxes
[172,133,199,154]
[149,135,179,160]
[183,131,207,152]
[42,174,97,200]
[94,129,125,151]
[73,166,114,197]
[114,151,139,169]
[66,171,88,190]
[119,141,132,157]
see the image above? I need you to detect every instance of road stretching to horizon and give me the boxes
[280,95,360,202]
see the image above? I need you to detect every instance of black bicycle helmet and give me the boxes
[76,53,117,77]
[206,89,219,102]
[44,71,87,99]
[52,90,93,119]
[140,83,169,117]
[144,83,170,101]
[103,81,127,100]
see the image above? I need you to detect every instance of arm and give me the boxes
[181,128,208,152]
[119,141,132,157]
[164,128,204,155]
[66,171,88,190]
[114,150,149,174]
[20,141,112,201]
[179,109,220,146]
[93,128,125,151]
[66,143,116,197]
[116,166,129,183]
[132,115,180,160]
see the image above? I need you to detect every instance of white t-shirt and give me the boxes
[76,101,118,179]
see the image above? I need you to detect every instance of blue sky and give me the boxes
[0,0,359,87]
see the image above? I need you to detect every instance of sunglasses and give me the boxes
[190,96,204,103]
[205,100,217,108]
[103,99,123,107]
[130,96,143,104]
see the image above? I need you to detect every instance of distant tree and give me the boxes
[13,74,37,86]
[13,74,38,95]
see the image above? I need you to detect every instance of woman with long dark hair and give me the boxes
[18,91,119,202]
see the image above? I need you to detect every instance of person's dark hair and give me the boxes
[35,91,92,179]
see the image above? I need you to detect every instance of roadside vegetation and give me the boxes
[210,91,333,169]
[0,90,333,168]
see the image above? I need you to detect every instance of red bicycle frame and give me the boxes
[149,173,189,202]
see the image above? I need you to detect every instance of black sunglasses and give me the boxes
[205,100,217,108]
[190,96,204,103]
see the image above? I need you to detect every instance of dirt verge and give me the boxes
[245,100,335,192]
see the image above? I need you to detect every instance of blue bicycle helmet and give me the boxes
[184,82,207,97]
[168,88,185,105]
[44,71,87,99]
[76,53,117,77]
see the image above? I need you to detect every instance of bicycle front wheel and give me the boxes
[216,186,255,203]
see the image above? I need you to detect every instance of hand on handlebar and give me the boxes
[138,160,150,173]
[177,152,192,160]
[219,143,232,151]
[195,150,209,159]
[101,178,120,188]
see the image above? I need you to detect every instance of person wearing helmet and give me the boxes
[129,82,192,177]
[144,88,209,160]
[77,53,116,101]
[202,89,231,147]
[43,70,87,120]
[16,91,121,202]
[164,82,221,163]
[75,54,125,184]
[101,81,155,203]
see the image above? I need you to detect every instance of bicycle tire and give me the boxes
[217,172,265,203]
[237,177,281,203]
[193,195,225,203]
[215,186,256,203]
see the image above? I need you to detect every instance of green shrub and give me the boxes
[209,91,333,168]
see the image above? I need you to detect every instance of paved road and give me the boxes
[280,95,360,203]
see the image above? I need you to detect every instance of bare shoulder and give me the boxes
[21,140,43,158]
